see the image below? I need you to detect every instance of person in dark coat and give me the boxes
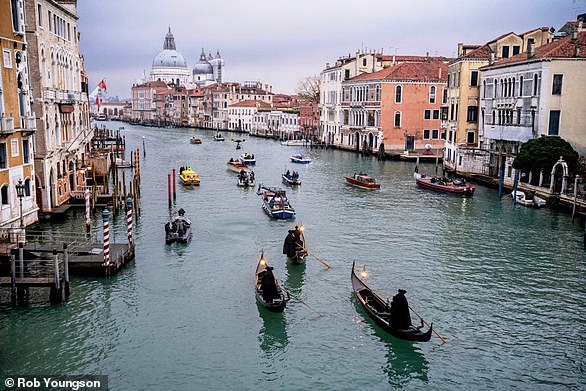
[390,289,412,329]
[283,229,296,258]
[261,266,278,300]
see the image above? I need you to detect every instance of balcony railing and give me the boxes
[482,124,533,143]
[44,89,56,100]
[21,115,37,131]
[0,116,15,134]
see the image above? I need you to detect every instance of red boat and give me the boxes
[414,172,474,196]
[345,172,380,189]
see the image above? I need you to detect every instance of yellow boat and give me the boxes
[179,166,200,186]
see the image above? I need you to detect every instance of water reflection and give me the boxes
[257,304,289,382]
[375,327,429,389]
[284,260,306,296]
[352,297,429,388]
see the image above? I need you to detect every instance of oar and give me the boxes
[306,249,332,269]
[284,289,323,316]
[409,305,447,344]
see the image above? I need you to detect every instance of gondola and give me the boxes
[164,208,192,244]
[283,225,307,264]
[255,252,289,312]
[350,262,432,342]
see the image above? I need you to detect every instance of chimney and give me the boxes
[489,52,495,65]
[326,62,330,69]
[457,43,464,57]
[578,17,584,31]
[438,66,442,80]
[527,39,535,59]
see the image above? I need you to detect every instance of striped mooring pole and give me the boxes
[102,208,110,265]
[85,188,91,234]
[126,196,133,245]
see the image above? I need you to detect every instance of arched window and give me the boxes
[1,185,8,205]
[24,178,31,197]
[375,85,380,101]
[394,111,401,127]
[429,86,436,104]
[493,80,497,98]
[519,76,524,96]
[395,86,402,103]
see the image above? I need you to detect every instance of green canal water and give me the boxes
[1,123,585,390]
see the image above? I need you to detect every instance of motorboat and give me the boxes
[282,170,301,186]
[239,153,256,166]
[190,136,202,144]
[165,209,192,244]
[258,185,296,219]
[290,152,312,164]
[345,172,380,189]
[214,132,225,141]
[179,166,200,186]
[281,139,306,147]
[414,172,474,196]
[227,159,250,173]
[511,190,534,207]
[237,170,255,188]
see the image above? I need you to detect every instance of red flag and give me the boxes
[98,79,107,91]
[96,95,100,111]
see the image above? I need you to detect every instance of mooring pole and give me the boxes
[512,170,519,206]
[10,251,16,307]
[126,196,134,245]
[63,242,70,299]
[572,175,580,222]
[85,187,91,235]
[168,172,172,208]
[102,208,111,266]
[172,168,177,201]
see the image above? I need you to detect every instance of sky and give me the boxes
[78,0,580,99]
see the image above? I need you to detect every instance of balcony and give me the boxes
[21,116,37,133]
[0,116,15,135]
[44,89,56,100]
[482,124,533,143]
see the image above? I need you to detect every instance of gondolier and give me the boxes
[390,289,412,329]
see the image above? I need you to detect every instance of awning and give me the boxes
[59,104,74,113]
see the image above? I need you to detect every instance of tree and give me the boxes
[295,75,320,103]
[512,136,579,175]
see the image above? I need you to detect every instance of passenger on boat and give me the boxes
[390,289,412,329]
[286,169,291,177]
[260,266,278,300]
[250,171,255,182]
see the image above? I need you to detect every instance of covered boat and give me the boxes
[227,158,250,173]
[345,172,380,189]
[282,169,301,186]
[190,136,202,144]
[179,166,200,186]
[414,172,474,196]
[165,208,192,244]
[258,185,296,219]
[351,262,432,342]
[511,190,534,207]
[237,170,255,188]
[290,152,312,164]
[239,153,256,166]
[255,252,289,312]
[283,225,307,264]
[281,139,306,147]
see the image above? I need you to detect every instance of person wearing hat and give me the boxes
[390,289,412,329]
[261,266,278,301]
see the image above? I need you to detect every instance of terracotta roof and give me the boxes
[349,61,448,83]
[155,88,174,95]
[230,100,272,109]
[461,45,492,59]
[492,31,586,66]
[520,26,551,36]
[487,32,517,44]
[379,55,451,63]
[188,89,204,97]
[135,81,168,88]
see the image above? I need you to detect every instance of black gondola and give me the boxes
[164,208,192,244]
[255,252,289,312]
[283,226,307,264]
[351,262,432,342]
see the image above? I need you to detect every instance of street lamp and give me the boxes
[16,179,24,229]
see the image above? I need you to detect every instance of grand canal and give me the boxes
[1,122,585,390]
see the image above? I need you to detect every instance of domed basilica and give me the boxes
[147,27,224,88]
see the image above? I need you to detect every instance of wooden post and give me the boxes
[50,248,61,303]
[572,175,580,222]
[143,136,146,157]
[172,168,177,201]
[85,187,91,234]
[10,251,16,307]
[63,242,70,299]
[512,170,518,206]
[126,196,134,245]
[102,208,111,266]
[168,172,172,208]
[17,241,25,304]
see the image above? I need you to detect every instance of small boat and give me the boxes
[511,190,534,207]
[258,185,296,219]
[115,157,133,169]
[351,262,432,342]
[414,172,474,196]
[255,251,289,312]
[178,166,200,186]
[190,136,202,144]
[237,170,255,188]
[290,152,312,164]
[165,208,192,244]
[533,194,547,208]
[282,225,307,264]
[214,132,225,141]
[227,159,250,173]
[281,139,306,147]
[239,153,256,166]
[282,170,301,186]
[345,172,380,189]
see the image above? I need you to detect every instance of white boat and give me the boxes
[290,152,312,164]
[511,191,534,207]
[281,139,306,147]
[214,132,225,141]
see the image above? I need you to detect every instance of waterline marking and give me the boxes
[4,376,107,390]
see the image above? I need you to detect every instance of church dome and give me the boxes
[152,28,187,68]
[193,48,213,75]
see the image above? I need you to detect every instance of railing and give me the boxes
[21,115,37,131]
[0,116,15,134]
[44,89,56,100]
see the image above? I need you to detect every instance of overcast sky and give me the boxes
[78,0,579,99]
